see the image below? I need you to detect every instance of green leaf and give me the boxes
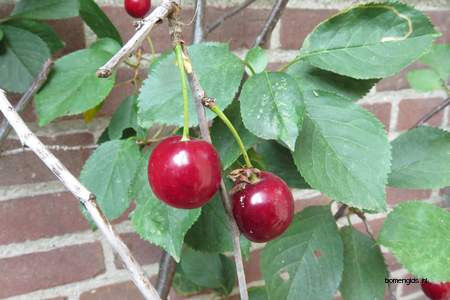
[90,38,121,56]
[286,61,377,101]
[389,126,450,189]
[240,72,305,151]
[293,91,390,212]
[79,0,123,45]
[185,190,252,257]
[211,101,259,169]
[406,69,444,92]
[339,226,387,300]
[5,19,63,54]
[260,206,343,300]
[299,2,439,79]
[108,95,143,140]
[130,150,200,262]
[248,286,268,300]
[138,43,244,128]
[255,140,309,189]
[420,43,450,80]
[35,41,117,125]
[80,140,140,220]
[0,28,3,41]
[379,201,450,282]
[178,247,236,295]
[12,0,79,20]
[0,25,50,93]
[245,46,268,75]
[173,266,205,296]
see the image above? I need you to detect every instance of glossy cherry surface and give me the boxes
[148,136,221,209]
[232,171,294,242]
[421,281,450,300]
[124,0,151,18]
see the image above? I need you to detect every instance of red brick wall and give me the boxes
[0,1,449,299]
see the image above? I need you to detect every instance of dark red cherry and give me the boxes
[421,281,450,300]
[148,136,221,209]
[232,171,294,242]
[125,0,151,18]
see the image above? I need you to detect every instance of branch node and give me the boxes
[201,96,216,109]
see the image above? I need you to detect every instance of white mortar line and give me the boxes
[270,22,282,49]
[0,181,66,202]
[0,221,136,259]
[3,263,159,300]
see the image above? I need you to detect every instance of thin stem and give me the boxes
[193,0,206,43]
[413,97,450,128]
[241,58,256,76]
[156,252,177,299]
[146,36,157,63]
[0,59,53,150]
[277,57,301,72]
[174,44,190,141]
[210,105,252,168]
[205,0,257,35]
[254,0,289,48]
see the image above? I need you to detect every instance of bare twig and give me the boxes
[0,90,160,300]
[168,10,249,300]
[1,144,98,156]
[96,0,179,78]
[205,0,257,35]
[254,0,289,48]
[334,204,348,220]
[414,97,450,128]
[0,59,53,149]
[156,252,177,299]
[193,0,206,43]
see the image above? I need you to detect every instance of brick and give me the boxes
[48,17,86,55]
[362,103,392,130]
[0,192,89,245]
[397,98,445,131]
[267,62,285,71]
[375,63,422,92]
[244,250,262,283]
[280,9,337,49]
[294,194,330,213]
[387,187,432,206]
[0,243,105,298]
[80,281,144,300]
[3,132,94,151]
[79,278,181,300]
[427,11,450,43]
[0,134,94,186]
[114,232,161,269]
[205,8,271,50]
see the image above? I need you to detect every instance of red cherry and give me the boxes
[421,281,450,300]
[124,0,151,18]
[148,136,221,209]
[232,171,294,242]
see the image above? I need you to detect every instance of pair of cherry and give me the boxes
[148,136,294,243]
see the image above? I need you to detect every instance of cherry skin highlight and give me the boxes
[232,171,294,242]
[124,0,151,18]
[421,281,450,300]
[147,136,221,209]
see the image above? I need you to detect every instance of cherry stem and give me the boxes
[240,58,256,76]
[174,43,190,141]
[209,105,253,168]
